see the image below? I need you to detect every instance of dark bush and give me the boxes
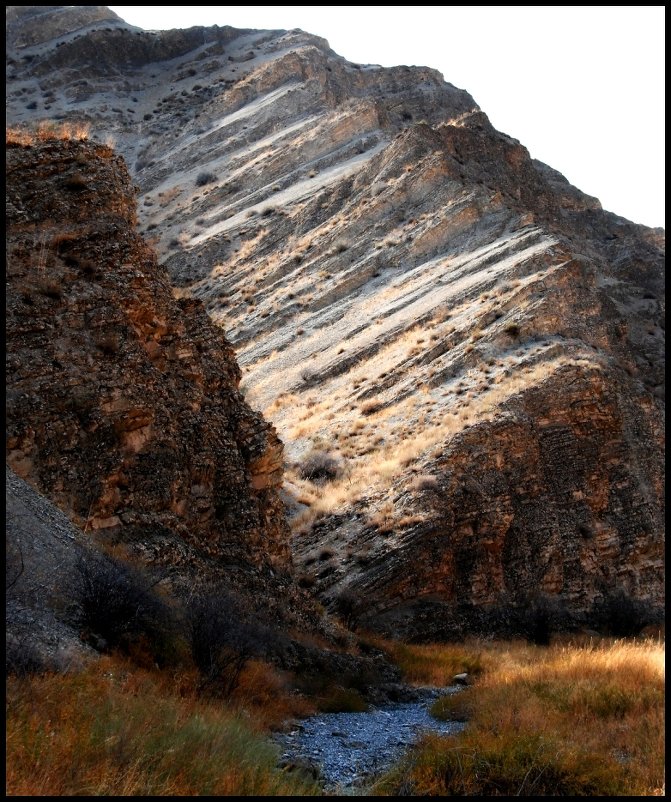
[519,596,556,645]
[5,634,46,677]
[74,552,172,660]
[186,590,273,697]
[593,590,652,637]
[195,171,217,187]
[64,174,88,192]
[297,573,316,589]
[331,589,364,630]
[481,595,568,644]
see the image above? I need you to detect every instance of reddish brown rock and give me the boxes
[6,137,290,580]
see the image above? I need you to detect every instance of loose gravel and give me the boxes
[274,687,465,792]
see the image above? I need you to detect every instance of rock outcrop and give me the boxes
[6,136,290,591]
[6,7,665,637]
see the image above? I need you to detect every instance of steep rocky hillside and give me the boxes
[5,135,325,648]
[6,6,665,638]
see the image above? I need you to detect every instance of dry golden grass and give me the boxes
[364,635,490,685]
[5,656,319,796]
[373,636,665,797]
[6,121,91,146]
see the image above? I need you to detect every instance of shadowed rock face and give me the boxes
[6,138,290,581]
[6,7,665,637]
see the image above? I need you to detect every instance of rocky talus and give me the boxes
[6,6,665,637]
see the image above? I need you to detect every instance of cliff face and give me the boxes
[6,137,290,582]
[6,6,665,637]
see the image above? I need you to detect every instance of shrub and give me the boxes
[592,590,653,637]
[298,450,342,483]
[504,322,520,337]
[36,278,63,299]
[409,474,439,492]
[195,171,217,187]
[331,589,364,630]
[360,398,383,416]
[74,552,172,660]
[95,332,121,355]
[297,573,316,589]
[186,590,274,697]
[516,595,561,645]
[6,637,46,676]
[317,686,368,713]
[64,173,88,191]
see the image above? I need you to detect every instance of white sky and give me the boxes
[109,5,665,229]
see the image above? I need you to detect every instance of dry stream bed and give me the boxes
[274,687,465,792]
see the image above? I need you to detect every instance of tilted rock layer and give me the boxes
[6,6,665,637]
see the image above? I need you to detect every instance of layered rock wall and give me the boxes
[6,137,290,576]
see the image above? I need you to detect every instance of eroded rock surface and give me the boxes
[6,7,665,637]
[6,137,291,598]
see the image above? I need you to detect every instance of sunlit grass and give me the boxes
[373,636,665,796]
[7,121,91,146]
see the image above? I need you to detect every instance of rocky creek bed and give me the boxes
[274,687,466,792]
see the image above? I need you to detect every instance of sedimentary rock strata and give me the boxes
[6,6,664,636]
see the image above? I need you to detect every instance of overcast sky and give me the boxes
[109,5,665,229]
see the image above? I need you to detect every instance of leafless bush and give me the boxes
[298,450,343,484]
[186,590,274,697]
[74,552,170,657]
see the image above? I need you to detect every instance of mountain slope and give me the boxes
[6,6,664,637]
